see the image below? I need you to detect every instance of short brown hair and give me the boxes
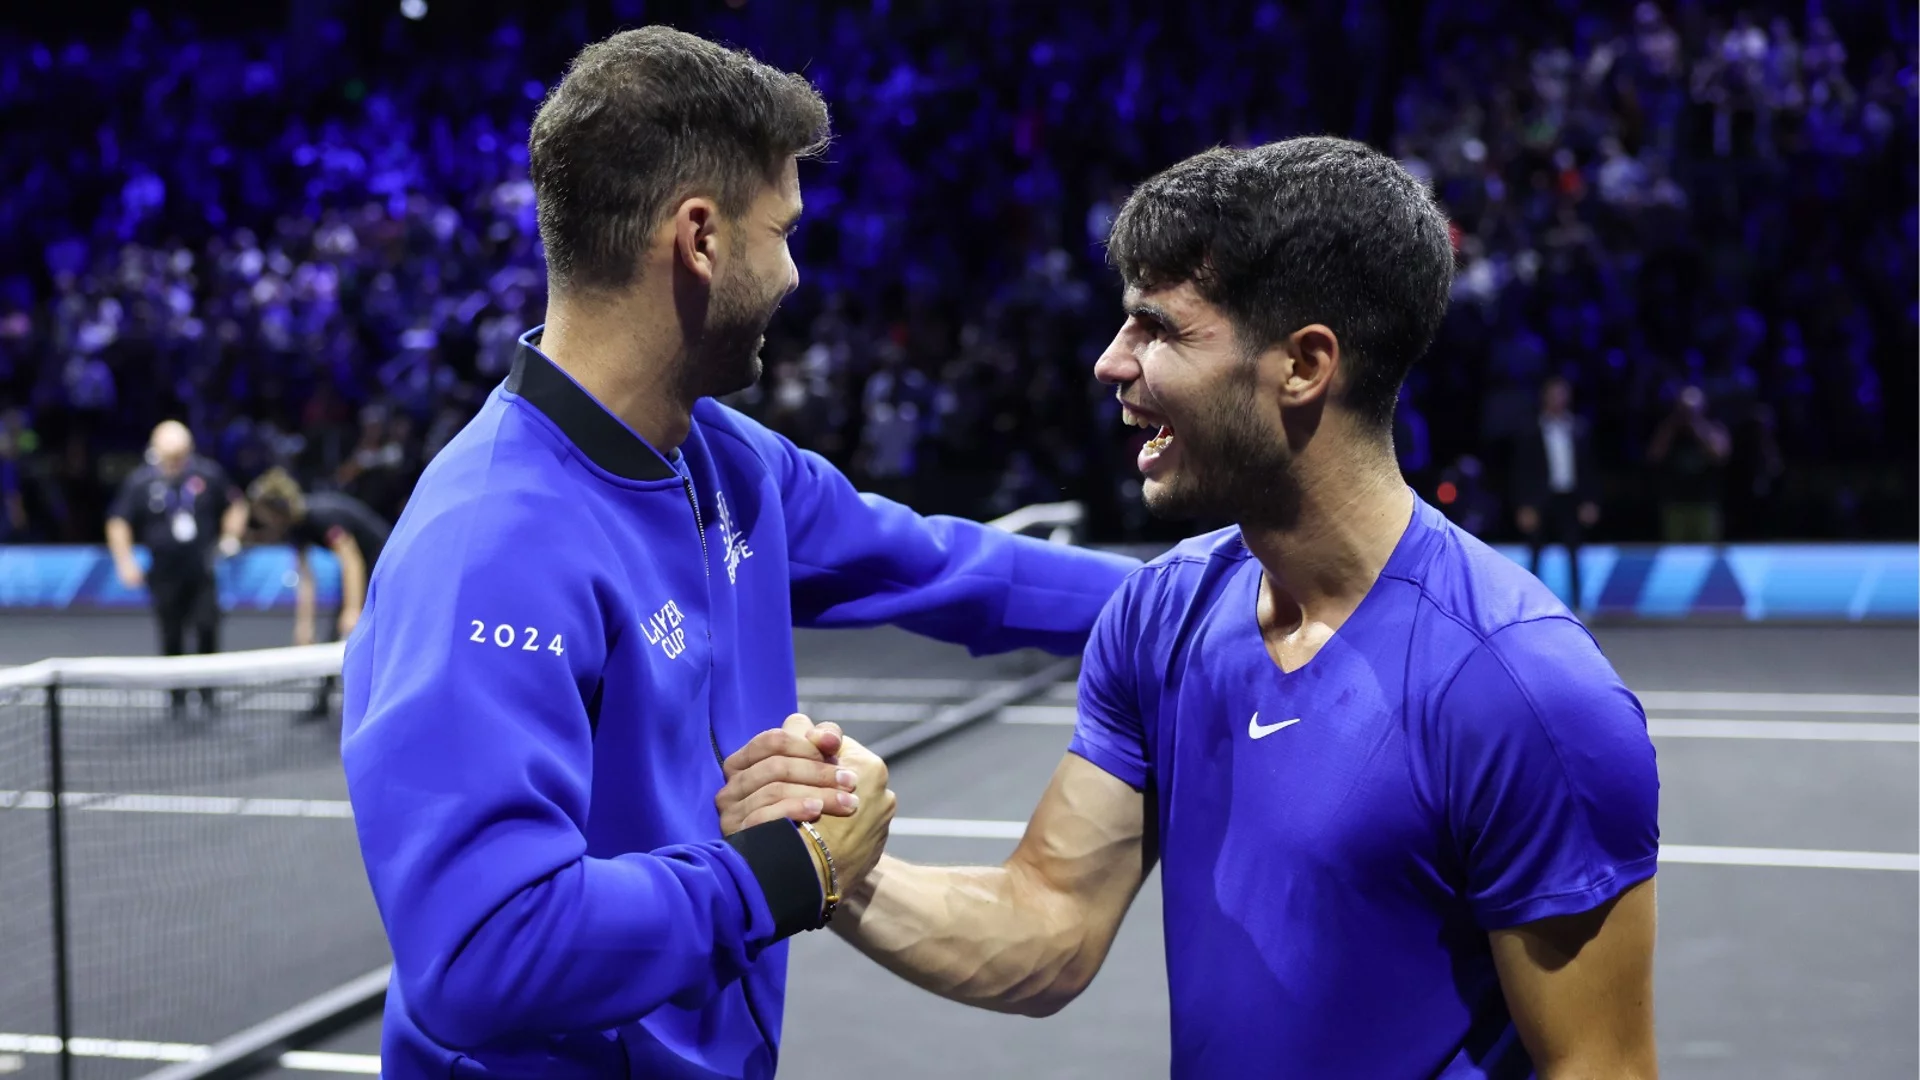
[529,26,831,292]
[247,467,305,520]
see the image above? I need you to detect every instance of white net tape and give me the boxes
[0,642,344,699]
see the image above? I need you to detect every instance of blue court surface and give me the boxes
[1,614,1914,1079]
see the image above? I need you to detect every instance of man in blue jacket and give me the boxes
[340,26,1137,1079]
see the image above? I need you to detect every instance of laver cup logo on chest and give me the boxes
[644,599,688,660]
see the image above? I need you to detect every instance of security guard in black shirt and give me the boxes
[106,421,249,711]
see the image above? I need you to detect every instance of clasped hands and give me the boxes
[715,713,896,907]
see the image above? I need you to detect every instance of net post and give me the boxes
[44,679,74,1080]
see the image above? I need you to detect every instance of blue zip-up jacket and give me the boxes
[341,333,1138,1078]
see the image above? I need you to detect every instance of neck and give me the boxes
[1240,447,1413,634]
[537,289,691,452]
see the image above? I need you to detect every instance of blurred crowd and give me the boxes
[0,0,1911,546]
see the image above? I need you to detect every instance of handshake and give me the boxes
[714,714,897,914]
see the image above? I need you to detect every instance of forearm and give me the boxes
[833,854,1090,1016]
[294,571,316,630]
[106,518,135,563]
[221,501,249,543]
[338,550,367,615]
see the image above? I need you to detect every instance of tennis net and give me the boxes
[0,644,387,1079]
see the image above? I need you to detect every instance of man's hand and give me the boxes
[808,734,896,889]
[115,561,145,591]
[337,607,361,638]
[293,620,316,647]
[1516,506,1541,535]
[716,714,860,834]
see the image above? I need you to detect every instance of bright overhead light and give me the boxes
[400,0,428,20]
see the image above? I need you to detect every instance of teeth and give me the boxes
[1143,431,1173,453]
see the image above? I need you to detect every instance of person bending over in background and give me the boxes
[338,27,1137,1080]
[248,467,390,721]
[105,420,248,715]
[1512,375,1601,612]
[246,468,390,648]
[765,138,1659,1079]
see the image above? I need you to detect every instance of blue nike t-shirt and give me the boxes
[1071,498,1659,1079]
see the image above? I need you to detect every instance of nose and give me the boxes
[1092,324,1138,387]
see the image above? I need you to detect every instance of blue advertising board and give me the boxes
[0,543,1911,621]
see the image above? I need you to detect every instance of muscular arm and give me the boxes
[833,753,1150,1017]
[1492,877,1658,1079]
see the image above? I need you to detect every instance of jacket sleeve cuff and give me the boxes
[723,820,824,941]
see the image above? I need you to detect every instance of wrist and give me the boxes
[837,854,883,915]
[798,820,840,924]
[804,824,832,905]
[722,819,826,941]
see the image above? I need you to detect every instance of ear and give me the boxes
[1280,324,1340,407]
[671,197,723,285]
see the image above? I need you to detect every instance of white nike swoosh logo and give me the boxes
[1249,712,1302,739]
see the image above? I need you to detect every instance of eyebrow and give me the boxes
[1125,299,1182,334]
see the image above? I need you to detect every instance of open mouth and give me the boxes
[1123,407,1176,472]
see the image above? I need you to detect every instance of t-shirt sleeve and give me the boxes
[1068,571,1151,791]
[106,471,142,524]
[1439,617,1660,930]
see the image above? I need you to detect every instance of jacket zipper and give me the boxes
[684,477,725,769]
[686,471,779,1067]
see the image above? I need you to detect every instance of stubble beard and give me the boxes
[680,267,777,403]
[1141,370,1300,531]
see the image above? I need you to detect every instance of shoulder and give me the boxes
[1093,527,1253,644]
[691,398,782,466]
[1392,507,1572,637]
[1124,526,1255,607]
[1455,616,1630,713]
[192,456,232,484]
[122,464,157,487]
[386,406,613,582]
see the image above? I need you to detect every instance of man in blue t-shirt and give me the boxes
[804,139,1660,1078]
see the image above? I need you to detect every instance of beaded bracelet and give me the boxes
[798,820,840,924]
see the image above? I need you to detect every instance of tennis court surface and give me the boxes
[2,614,1914,1079]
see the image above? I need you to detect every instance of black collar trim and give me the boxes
[506,333,676,482]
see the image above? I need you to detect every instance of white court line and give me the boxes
[1648,719,1917,742]
[796,677,1008,700]
[0,790,355,818]
[280,1050,384,1075]
[1636,690,1917,715]
[1000,705,1077,725]
[0,1034,377,1073]
[1661,845,1920,872]
[799,701,932,724]
[999,706,1919,743]
[893,819,1920,871]
[2,796,1908,871]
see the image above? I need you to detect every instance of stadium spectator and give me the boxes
[1512,376,1601,609]
[1646,385,1733,542]
[0,2,1910,546]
